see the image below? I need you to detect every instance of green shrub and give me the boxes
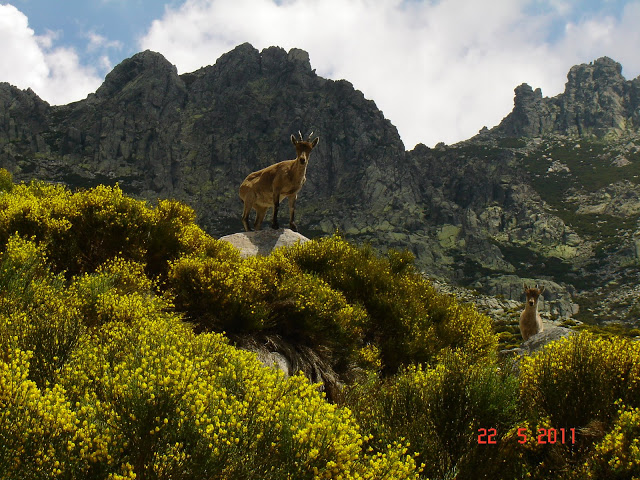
[584,405,640,479]
[0,168,12,193]
[518,332,640,477]
[56,312,419,479]
[344,352,520,480]
[0,236,84,388]
[284,236,497,373]
[0,182,223,279]
[0,348,97,478]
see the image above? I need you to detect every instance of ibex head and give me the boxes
[291,131,319,165]
[523,284,545,306]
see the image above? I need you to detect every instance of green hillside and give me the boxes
[1,171,639,479]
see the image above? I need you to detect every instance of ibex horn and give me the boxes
[298,131,304,141]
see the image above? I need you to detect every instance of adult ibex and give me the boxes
[520,284,545,341]
[239,132,319,232]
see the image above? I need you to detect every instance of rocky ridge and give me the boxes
[1,47,640,327]
[495,56,640,138]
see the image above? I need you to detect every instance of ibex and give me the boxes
[520,284,545,341]
[239,132,319,232]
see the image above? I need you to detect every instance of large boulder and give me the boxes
[500,326,575,370]
[219,228,310,258]
[520,326,574,354]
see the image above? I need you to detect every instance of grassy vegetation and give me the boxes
[497,137,527,149]
[573,322,640,339]
[493,314,523,350]
[1,169,639,479]
[521,138,640,246]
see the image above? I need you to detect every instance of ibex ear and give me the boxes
[291,134,297,145]
[523,283,528,291]
[311,137,319,148]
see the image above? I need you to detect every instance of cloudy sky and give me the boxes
[1,1,639,148]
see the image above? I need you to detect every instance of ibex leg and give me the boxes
[254,206,267,231]
[271,192,280,230]
[241,201,252,232]
[288,194,298,232]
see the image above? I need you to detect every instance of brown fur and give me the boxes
[240,133,319,232]
[520,284,545,341]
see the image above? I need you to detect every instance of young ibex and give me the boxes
[240,132,319,232]
[520,284,545,341]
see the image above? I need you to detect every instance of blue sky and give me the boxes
[1,0,639,147]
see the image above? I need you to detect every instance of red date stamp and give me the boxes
[478,427,576,445]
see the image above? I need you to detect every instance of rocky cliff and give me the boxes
[495,56,640,138]
[1,45,639,327]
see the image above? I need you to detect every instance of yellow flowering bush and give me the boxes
[145,199,237,277]
[585,406,640,479]
[0,173,419,478]
[345,352,520,480]
[0,235,85,388]
[168,252,271,333]
[55,310,418,479]
[11,174,640,479]
[168,249,370,374]
[0,348,99,478]
[283,236,497,372]
[519,332,640,429]
[516,332,640,479]
[0,177,497,380]
[167,235,498,379]
[72,257,167,328]
[0,182,72,254]
[0,181,228,280]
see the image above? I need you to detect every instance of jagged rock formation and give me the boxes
[1,45,640,326]
[495,57,640,138]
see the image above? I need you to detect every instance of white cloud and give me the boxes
[557,2,640,79]
[139,0,640,148]
[86,31,123,53]
[1,1,638,146]
[0,4,103,105]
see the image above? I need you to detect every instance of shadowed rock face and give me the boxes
[2,45,640,324]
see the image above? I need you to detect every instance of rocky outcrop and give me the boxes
[501,326,574,360]
[567,180,640,216]
[478,275,578,318]
[0,83,51,172]
[234,334,341,400]
[220,228,310,258]
[496,83,556,137]
[496,57,640,138]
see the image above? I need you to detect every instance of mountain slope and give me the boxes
[1,45,639,324]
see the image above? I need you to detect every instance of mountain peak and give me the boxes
[95,50,179,99]
[494,56,638,138]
